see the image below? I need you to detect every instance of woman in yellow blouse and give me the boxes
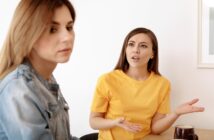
[89,27,205,140]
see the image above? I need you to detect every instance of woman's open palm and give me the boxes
[175,98,205,116]
[115,117,143,133]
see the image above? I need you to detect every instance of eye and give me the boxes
[140,44,148,48]
[66,25,73,31]
[49,26,57,33]
[127,42,134,47]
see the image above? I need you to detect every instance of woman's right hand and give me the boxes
[90,112,142,132]
[115,117,143,133]
[175,98,205,116]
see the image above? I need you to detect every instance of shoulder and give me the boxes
[0,64,35,100]
[0,77,31,102]
[0,71,35,117]
[151,72,171,86]
[97,70,121,82]
[0,65,32,89]
[0,64,44,118]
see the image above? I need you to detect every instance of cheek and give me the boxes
[35,37,55,50]
[35,34,57,49]
[33,42,52,56]
[144,49,153,56]
[125,48,130,56]
[125,50,130,60]
[34,44,47,53]
[125,50,128,56]
[141,52,152,60]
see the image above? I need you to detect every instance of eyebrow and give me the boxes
[51,20,74,25]
[128,40,148,44]
[128,41,135,42]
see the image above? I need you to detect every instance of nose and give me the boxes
[133,45,140,53]
[61,29,75,43]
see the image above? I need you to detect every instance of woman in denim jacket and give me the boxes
[0,0,78,139]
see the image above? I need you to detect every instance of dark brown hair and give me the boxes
[114,27,160,75]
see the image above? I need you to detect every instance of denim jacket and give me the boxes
[0,61,78,140]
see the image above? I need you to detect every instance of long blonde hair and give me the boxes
[0,0,76,79]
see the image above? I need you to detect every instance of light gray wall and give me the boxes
[1,0,214,137]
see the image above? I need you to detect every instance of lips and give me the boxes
[131,56,140,60]
[58,48,71,52]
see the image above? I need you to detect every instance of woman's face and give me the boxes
[30,5,74,65]
[125,33,154,70]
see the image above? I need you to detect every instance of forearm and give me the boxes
[151,112,179,134]
[151,98,205,134]
[90,116,116,130]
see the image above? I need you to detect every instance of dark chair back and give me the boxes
[80,133,98,140]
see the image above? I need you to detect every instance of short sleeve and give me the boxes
[157,80,171,114]
[91,75,110,113]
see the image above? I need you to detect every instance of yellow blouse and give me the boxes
[91,70,171,140]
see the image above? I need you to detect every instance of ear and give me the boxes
[150,55,154,59]
[151,51,154,59]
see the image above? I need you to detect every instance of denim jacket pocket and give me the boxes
[47,102,60,117]
[45,103,60,129]
[45,101,71,139]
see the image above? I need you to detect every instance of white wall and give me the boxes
[1,0,214,137]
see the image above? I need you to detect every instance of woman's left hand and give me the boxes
[175,98,205,116]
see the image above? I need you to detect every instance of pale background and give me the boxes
[0,0,214,137]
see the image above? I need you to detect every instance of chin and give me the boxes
[129,64,139,68]
[57,57,70,63]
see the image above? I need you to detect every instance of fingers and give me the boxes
[128,126,142,133]
[114,117,125,127]
[117,117,125,123]
[118,120,143,133]
[187,98,199,105]
[126,124,143,133]
[187,98,205,113]
[123,121,143,133]
[176,98,205,115]
[191,106,205,112]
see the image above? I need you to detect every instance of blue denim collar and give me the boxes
[21,59,60,95]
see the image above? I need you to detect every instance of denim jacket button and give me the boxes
[64,103,69,111]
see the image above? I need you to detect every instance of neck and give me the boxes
[28,58,56,80]
[126,67,149,81]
